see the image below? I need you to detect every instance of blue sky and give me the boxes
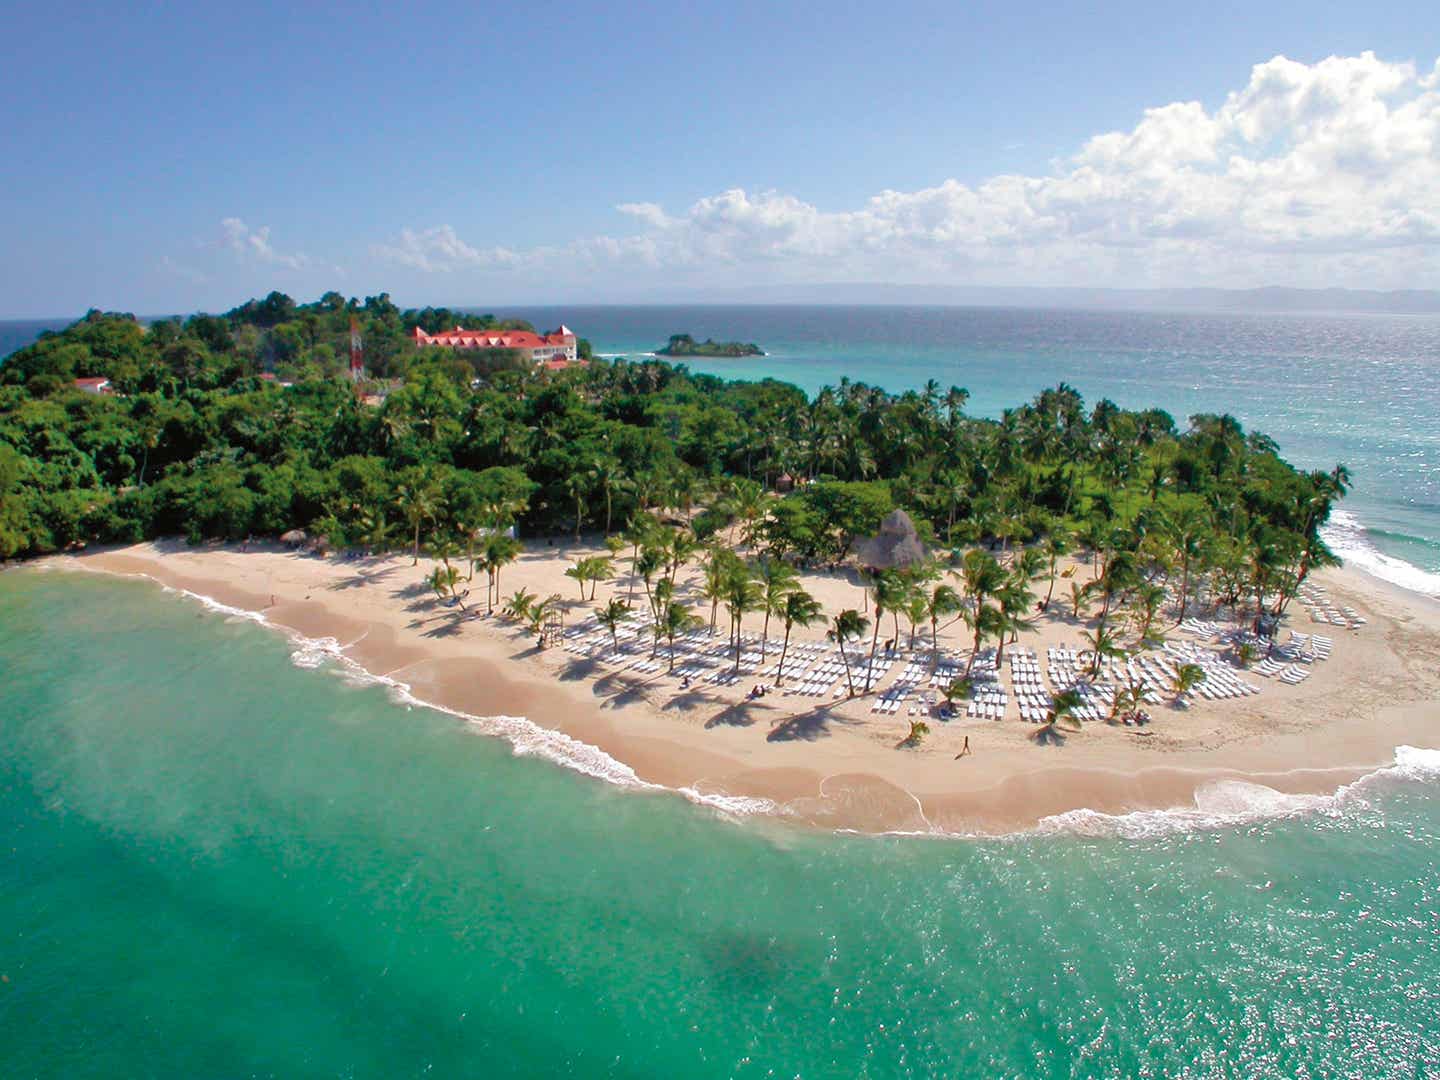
[1,1,1436,316]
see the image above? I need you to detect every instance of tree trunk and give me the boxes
[865,609,882,693]
[1042,555,1058,611]
[777,625,791,686]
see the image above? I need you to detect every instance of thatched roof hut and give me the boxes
[855,509,928,571]
[280,529,308,548]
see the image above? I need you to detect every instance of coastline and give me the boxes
[29,541,1440,836]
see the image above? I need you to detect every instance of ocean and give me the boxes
[2,570,1438,1077]
[5,306,1439,591]
[4,307,1440,1075]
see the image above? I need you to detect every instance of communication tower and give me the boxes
[349,316,364,381]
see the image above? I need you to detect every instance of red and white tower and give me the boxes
[349,316,363,382]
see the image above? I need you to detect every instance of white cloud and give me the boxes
[369,225,520,273]
[218,217,314,271]
[376,52,1440,289]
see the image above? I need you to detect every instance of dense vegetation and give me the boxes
[1,293,1348,666]
[655,334,764,357]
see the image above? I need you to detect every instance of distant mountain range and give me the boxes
[642,283,1440,314]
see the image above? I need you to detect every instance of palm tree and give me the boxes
[503,588,537,621]
[924,582,961,665]
[659,601,701,672]
[700,546,738,632]
[1166,504,1211,626]
[595,597,631,652]
[526,595,556,635]
[635,546,663,618]
[665,529,699,592]
[865,569,907,692]
[775,588,823,686]
[589,456,624,536]
[754,558,798,660]
[960,549,1008,675]
[564,560,588,600]
[994,582,1036,663]
[941,676,972,718]
[397,474,441,565]
[1040,688,1084,738]
[1081,625,1126,678]
[479,534,521,613]
[1128,581,1167,647]
[723,570,762,672]
[565,472,589,543]
[586,556,614,600]
[623,516,656,606]
[1170,662,1206,706]
[899,719,930,748]
[827,608,869,698]
[1040,527,1071,611]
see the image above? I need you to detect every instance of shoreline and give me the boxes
[26,541,1440,837]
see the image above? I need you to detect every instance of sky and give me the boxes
[1,1,1437,316]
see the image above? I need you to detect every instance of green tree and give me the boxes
[595,597,631,652]
[754,557,798,660]
[775,588,823,687]
[1170,662,1206,706]
[827,608,869,698]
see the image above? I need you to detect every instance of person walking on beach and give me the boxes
[955,736,972,760]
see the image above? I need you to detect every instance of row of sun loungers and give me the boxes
[555,605,1334,722]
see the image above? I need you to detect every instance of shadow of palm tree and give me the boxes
[393,581,432,600]
[559,656,603,682]
[421,616,465,639]
[330,565,399,591]
[703,701,765,729]
[766,707,835,742]
[1032,726,1069,747]
[662,689,723,712]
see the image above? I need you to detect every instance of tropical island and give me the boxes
[655,333,764,357]
[5,291,1438,833]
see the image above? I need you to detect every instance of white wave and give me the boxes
[1033,745,1440,840]
[289,636,344,669]
[1322,508,1440,598]
[155,582,784,823]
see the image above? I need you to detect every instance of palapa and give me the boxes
[855,509,928,570]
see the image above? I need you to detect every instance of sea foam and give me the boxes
[1322,508,1440,598]
[158,581,784,823]
[1033,746,1440,840]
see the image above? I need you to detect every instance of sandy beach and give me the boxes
[33,539,1440,835]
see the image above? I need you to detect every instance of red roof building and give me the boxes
[411,324,582,367]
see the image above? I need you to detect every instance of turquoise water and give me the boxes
[534,306,1440,590]
[4,570,1439,1076]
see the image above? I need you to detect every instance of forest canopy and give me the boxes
[0,290,1348,632]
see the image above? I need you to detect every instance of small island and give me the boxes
[655,333,764,358]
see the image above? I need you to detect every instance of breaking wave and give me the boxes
[1322,508,1440,598]
[1033,746,1440,839]
[155,580,785,823]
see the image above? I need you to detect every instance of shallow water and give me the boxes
[3,570,1438,1077]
